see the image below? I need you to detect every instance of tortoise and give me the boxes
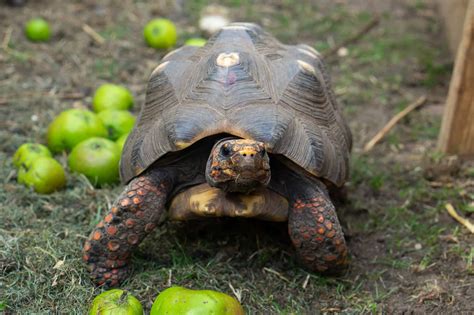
[83,23,352,287]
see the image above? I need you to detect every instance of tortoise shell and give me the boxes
[121,23,352,186]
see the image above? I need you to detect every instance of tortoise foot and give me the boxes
[82,168,173,286]
[288,188,348,275]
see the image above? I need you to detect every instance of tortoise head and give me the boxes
[206,138,271,193]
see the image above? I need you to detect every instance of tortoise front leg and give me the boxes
[288,183,348,274]
[82,168,173,287]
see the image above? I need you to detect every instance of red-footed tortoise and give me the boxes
[83,23,352,287]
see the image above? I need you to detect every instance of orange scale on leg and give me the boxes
[92,231,102,240]
[127,234,139,245]
[315,236,324,243]
[106,225,118,236]
[120,198,131,207]
[111,207,119,215]
[317,214,325,223]
[107,241,120,252]
[125,218,136,228]
[104,213,114,223]
[145,223,156,232]
[324,221,333,230]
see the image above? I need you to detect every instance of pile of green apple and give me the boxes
[14,84,136,193]
[90,287,244,315]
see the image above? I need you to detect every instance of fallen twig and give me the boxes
[302,274,310,289]
[323,17,380,58]
[82,24,105,45]
[263,267,290,282]
[0,91,84,105]
[363,95,427,152]
[2,27,12,50]
[228,282,242,302]
[445,203,474,234]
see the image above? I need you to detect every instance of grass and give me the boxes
[1,0,473,313]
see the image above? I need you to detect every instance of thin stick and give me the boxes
[2,27,12,50]
[323,17,380,58]
[263,267,290,282]
[445,203,474,234]
[228,282,242,302]
[302,274,310,289]
[0,92,84,105]
[82,24,105,45]
[363,95,427,152]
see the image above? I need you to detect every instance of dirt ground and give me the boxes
[1,0,473,314]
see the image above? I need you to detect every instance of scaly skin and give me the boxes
[83,168,172,287]
[288,186,348,274]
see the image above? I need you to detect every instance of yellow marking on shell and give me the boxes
[237,194,265,216]
[298,47,319,59]
[299,44,321,57]
[189,190,220,215]
[151,61,169,77]
[223,25,250,31]
[168,183,289,221]
[216,52,240,67]
[297,60,316,75]
[175,141,192,149]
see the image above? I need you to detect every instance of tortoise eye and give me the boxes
[220,145,231,157]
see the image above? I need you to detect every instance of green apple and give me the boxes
[150,286,244,315]
[13,143,52,168]
[18,157,66,194]
[68,137,121,187]
[89,289,143,315]
[98,110,136,141]
[184,37,207,47]
[143,18,177,49]
[92,84,134,113]
[116,132,130,151]
[47,109,107,153]
[25,18,51,42]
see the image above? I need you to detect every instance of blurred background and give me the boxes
[1,0,473,314]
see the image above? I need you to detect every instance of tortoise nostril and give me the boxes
[242,153,247,157]
[250,154,254,157]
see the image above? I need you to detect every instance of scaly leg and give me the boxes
[288,183,348,274]
[82,168,172,287]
